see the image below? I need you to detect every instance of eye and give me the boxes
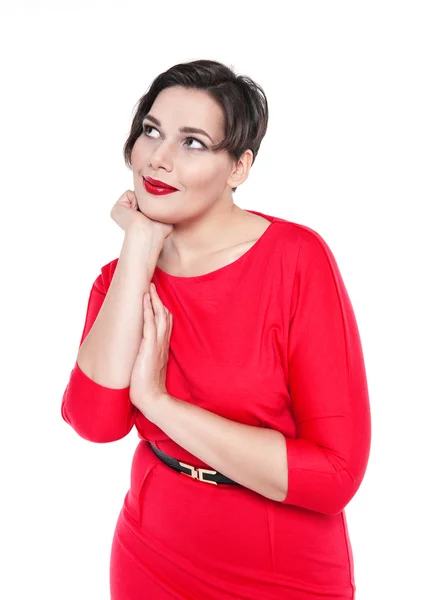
[142,124,206,150]
[184,137,206,150]
[142,124,160,139]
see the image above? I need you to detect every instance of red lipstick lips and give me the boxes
[146,176,177,190]
[143,176,178,196]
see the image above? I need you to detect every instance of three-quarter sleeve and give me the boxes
[61,269,138,443]
[281,231,371,515]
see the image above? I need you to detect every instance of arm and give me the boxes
[151,232,371,515]
[150,395,288,502]
[280,232,372,514]
[77,224,164,387]
[61,224,164,443]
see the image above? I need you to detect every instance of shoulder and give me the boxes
[268,214,338,267]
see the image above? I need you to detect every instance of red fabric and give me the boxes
[62,210,371,599]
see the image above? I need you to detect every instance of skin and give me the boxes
[127,88,289,501]
[129,85,255,268]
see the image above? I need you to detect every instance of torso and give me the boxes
[156,212,272,278]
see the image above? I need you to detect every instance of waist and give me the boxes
[148,441,239,486]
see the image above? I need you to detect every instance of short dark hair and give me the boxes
[123,59,269,193]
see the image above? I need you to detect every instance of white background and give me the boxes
[1,1,423,598]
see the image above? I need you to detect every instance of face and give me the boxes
[130,86,249,224]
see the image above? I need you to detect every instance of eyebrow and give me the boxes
[143,114,214,143]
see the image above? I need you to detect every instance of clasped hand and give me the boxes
[129,282,173,422]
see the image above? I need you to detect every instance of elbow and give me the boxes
[322,478,366,516]
[281,467,366,515]
[60,363,138,443]
[61,396,137,443]
[310,471,357,516]
[61,403,136,443]
[280,434,371,515]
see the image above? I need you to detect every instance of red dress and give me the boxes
[61,210,371,599]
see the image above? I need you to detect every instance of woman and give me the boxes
[61,59,371,599]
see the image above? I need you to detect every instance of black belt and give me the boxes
[149,442,238,485]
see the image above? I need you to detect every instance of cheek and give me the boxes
[131,138,146,160]
[185,162,225,188]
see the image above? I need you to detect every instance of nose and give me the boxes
[148,140,174,172]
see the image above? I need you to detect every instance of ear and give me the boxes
[227,149,254,189]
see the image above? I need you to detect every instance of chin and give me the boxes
[138,202,176,222]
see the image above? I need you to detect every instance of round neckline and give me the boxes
[154,209,277,282]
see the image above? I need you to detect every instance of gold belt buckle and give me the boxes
[178,461,218,485]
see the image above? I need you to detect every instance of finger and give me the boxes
[167,312,173,342]
[149,283,168,339]
[150,282,171,316]
[149,283,173,346]
[142,293,155,341]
